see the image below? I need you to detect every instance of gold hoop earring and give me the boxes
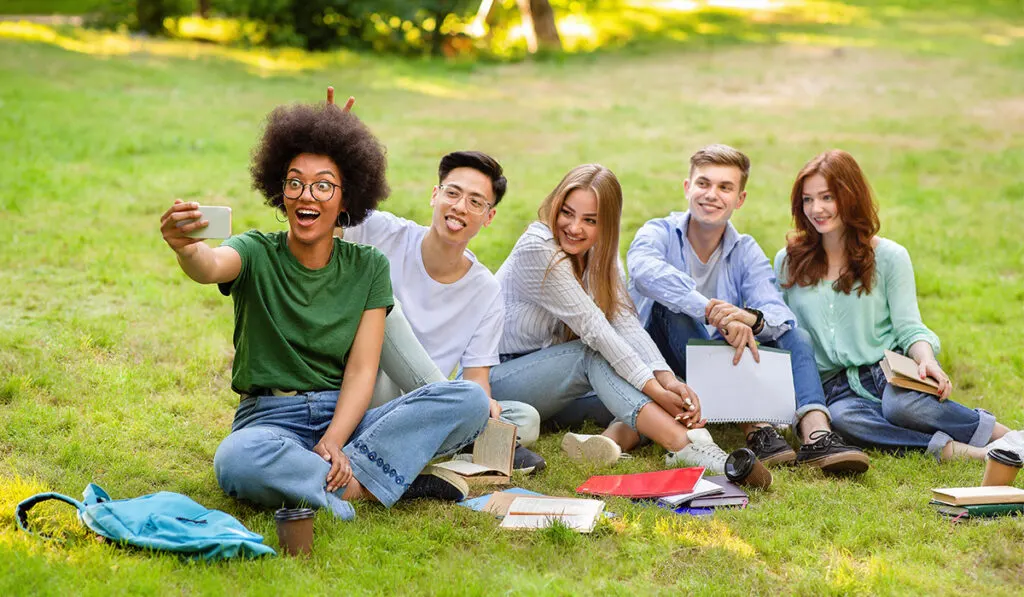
[274,208,287,224]
[337,211,351,228]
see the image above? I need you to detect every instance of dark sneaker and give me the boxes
[513,444,546,474]
[746,426,797,466]
[796,430,870,474]
[402,465,469,501]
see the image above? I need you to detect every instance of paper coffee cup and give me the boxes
[274,508,315,556]
[982,448,1023,487]
[725,448,772,490]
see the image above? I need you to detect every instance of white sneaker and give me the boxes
[561,433,621,466]
[665,428,728,474]
[987,430,1024,460]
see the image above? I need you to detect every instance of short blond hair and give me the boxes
[689,144,751,190]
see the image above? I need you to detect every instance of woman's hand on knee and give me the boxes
[314,438,353,492]
[916,358,952,401]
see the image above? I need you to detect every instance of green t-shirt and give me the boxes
[218,230,394,394]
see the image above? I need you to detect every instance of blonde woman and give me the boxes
[489,164,730,471]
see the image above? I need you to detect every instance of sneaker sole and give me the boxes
[420,464,470,500]
[561,433,621,466]
[801,452,870,474]
[759,448,797,467]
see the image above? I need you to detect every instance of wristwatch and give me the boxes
[743,308,765,335]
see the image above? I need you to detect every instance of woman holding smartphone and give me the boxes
[775,149,1015,461]
[159,101,488,520]
[489,164,730,472]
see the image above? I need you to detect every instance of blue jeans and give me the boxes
[213,381,489,520]
[645,302,829,427]
[824,364,995,461]
[373,300,541,446]
[489,340,651,430]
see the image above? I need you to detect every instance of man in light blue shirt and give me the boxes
[627,145,868,474]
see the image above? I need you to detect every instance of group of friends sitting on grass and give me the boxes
[158,94,1021,520]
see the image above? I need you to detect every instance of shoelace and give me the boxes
[746,428,777,453]
[692,440,729,460]
[806,429,840,450]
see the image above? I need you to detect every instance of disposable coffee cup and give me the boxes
[274,508,315,556]
[725,448,773,490]
[982,448,1023,487]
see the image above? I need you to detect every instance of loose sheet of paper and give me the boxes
[685,341,795,424]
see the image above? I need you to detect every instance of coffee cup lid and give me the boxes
[987,448,1023,468]
[725,448,756,482]
[275,507,316,522]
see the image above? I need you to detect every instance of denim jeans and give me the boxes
[489,340,652,430]
[645,302,830,427]
[371,300,541,445]
[213,380,489,520]
[824,363,995,461]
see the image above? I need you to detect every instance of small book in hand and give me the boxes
[880,350,940,397]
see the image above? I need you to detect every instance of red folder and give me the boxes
[575,467,705,498]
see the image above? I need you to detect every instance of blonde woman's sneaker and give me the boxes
[665,428,728,474]
[796,430,870,474]
[561,433,621,466]
[986,430,1024,460]
[745,426,797,466]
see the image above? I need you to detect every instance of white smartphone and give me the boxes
[182,205,232,239]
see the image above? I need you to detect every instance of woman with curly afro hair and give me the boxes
[160,101,489,521]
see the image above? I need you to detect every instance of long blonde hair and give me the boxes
[537,164,633,333]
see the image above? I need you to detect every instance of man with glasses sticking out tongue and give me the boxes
[331,105,545,473]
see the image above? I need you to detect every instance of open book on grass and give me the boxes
[499,496,605,533]
[433,419,516,486]
[657,478,725,507]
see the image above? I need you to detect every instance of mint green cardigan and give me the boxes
[774,238,940,400]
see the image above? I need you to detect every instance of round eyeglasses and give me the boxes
[438,184,492,216]
[283,178,341,202]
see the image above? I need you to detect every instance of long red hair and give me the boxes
[781,150,880,295]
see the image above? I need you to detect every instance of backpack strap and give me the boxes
[15,493,87,539]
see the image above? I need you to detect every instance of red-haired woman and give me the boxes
[775,150,1014,461]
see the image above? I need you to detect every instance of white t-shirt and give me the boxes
[343,211,503,375]
[687,242,723,337]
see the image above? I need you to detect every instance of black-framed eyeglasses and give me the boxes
[438,184,492,216]
[282,178,341,202]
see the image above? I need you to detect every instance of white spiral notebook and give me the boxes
[684,340,796,424]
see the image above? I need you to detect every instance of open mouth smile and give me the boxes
[295,208,321,226]
[445,214,467,232]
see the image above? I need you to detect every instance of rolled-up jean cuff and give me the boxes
[629,400,652,430]
[793,404,831,429]
[969,408,996,447]
[345,448,401,508]
[926,431,954,462]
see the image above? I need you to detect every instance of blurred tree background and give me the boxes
[58,0,594,56]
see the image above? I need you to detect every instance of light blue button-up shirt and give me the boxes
[627,211,794,341]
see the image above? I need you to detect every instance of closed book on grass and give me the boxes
[576,467,704,498]
[880,350,940,397]
[500,497,605,533]
[931,486,1024,506]
[433,419,516,486]
[929,500,1024,518]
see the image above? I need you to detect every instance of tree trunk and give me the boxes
[198,0,210,19]
[517,0,561,53]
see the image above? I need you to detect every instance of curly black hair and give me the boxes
[250,103,389,227]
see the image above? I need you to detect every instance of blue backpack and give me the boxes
[16,483,276,560]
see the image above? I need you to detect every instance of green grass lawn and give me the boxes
[1,1,1023,595]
